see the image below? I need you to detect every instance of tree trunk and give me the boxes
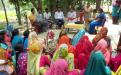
[38,0,42,10]
[16,0,22,25]
[1,0,9,25]
[96,0,101,9]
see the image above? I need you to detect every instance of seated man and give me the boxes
[54,7,64,29]
[29,8,41,34]
[36,8,48,33]
[44,8,53,29]
[88,8,106,34]
[67,8,77,23]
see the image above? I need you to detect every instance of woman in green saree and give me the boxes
[83,51,112,75]
[28,31,44,75]
[52,44,74,71]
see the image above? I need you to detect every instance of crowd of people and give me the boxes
[28,2,108,35]
[0,26,121,75]
[28,0,121,35]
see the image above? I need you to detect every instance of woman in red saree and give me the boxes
[57,29,75,53]
[110,32,121,72]
[74,35,93,70]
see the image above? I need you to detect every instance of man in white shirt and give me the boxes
[54,7,64,29]
[36,9,48,32]
[67,8,77,23]
[44,8,53,28]
[44,8,51,20]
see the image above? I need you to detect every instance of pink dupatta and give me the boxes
[94,39,111,65]
[45,59,68,75]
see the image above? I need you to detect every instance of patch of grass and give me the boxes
[0,24,5,30]
[0,11,16,20]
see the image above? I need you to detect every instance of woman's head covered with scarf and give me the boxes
[28,31,43,53]
[72,29,85,46]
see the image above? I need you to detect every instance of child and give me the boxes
[15,44,27,75]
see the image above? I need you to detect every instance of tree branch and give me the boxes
[30,0,37,9]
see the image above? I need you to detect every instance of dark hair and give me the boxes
[57,7,61,10]
[11,29,19,42]
[0,36,4,43]
[93,9,97,13]
[14,44,24,64]
[0,30,6,36]
[87,3,90,5]
[23,29,30,44]
[14,44,24,53]
[45,8,48,11]
[99,8,103,13]
[31,8,34,12]
[0,30,6,43]
[58,29,67,43]
[80,8,84,12]
[23,29,30,38]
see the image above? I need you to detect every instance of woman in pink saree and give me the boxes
[74,35,93,70]
[94,38,111,65]
[93,27,112,65]
[110,33,121,72]
[45,59,79,75]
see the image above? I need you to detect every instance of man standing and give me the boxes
[54,7,64,29]
[84,3,92,31]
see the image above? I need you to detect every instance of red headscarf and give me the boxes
[57,35,75,53]
[74,35,93,70]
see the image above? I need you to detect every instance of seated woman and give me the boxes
[110,33,121,72]
[0,31,11,59]
[74,35,93,70]
[57,29,75,53]
[0,34,14,75]
[89,8,106,34]
[81,51,112,75]
[93,27,112,65]
[45,30,56,57]
[72,29,85,46]
[45,59,79,75]
[53,44,74,71]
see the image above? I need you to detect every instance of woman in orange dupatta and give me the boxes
[57,29,75,53]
